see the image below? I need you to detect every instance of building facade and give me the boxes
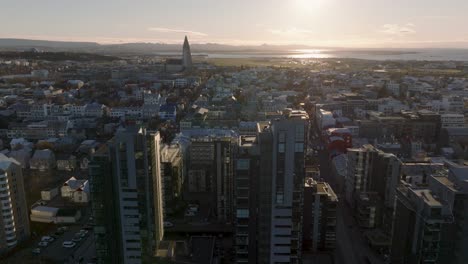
[302,179,338,252]
[89,127,164,264]
[0,154,30,254]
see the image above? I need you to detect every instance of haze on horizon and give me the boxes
[1,0,468,49]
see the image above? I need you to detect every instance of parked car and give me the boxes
[164,221,174,228]
[41,236,54,243]
[185,211,196,217]
[187,204,199,212]
[79,229,89,235]
[62,241,76,248]
[38,241,48,247]
[72,236,83,242]
[32,248,41,254]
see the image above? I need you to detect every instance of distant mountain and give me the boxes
[0,38,100,50]
[0,38,316,54]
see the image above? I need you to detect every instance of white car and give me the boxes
[62,241,76,248]
[79,229,89,235]
[164,221,174,228]
[41,236,54,243]
[187,205,199,212]
[185,211,196,217]
[38,241,48,247]
[32,248,41,254]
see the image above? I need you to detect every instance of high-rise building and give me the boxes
[390,181,452,264]
[160,144,184,215]
[258,110,309,264]
[89,127,164,264]
[346,145,401,231]
[234,135,260,263]
[302,179,338,252]
[187,131,235,221]
[0,154,30,254]
[232,111,309,264]
[182,35,193,70]
[345,145,375,207]
[426,162,468,264]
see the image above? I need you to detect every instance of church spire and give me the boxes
[182,35,193,70]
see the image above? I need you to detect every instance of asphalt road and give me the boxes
[34,224,95,263]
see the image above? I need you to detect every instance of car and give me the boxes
[72,236,83,242]
[62,241,76,248]
[38,241,48,247]
[41,236,54,243]
[187,205,199,212]
[185,211,196,217]
[164,221,174,228]
[32,248,41,254]
[83,225,93,230]
[79,229,89,235]
[58,226,68,232]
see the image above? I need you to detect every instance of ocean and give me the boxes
[158,49,468,61]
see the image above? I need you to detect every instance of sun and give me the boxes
[294,0,325,13]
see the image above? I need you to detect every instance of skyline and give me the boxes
[1,0,468,49]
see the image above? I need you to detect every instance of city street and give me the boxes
[38,225,95,263]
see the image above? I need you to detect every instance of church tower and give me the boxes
[182,35,193,70]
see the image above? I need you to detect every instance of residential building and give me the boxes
[61,177,90,203]
[390,182,453,264]
[160,144,184,214]
[234,135,260,263]
[302,179,338,252]
[89,127,164,264]
[30,149,56,170]
[0,154,30,254]
[187,131,235,221]
[257,110,308,264]
[440,113,466,128]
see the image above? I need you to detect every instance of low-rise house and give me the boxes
[30,149,56,170]
[61,177,89,203]
[84,103,106,118]
[56,155,77,171]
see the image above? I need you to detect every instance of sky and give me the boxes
[1,0,468,48]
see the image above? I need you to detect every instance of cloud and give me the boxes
[268,27,313,36]
[148,27,207,36]
[380,24,416,36]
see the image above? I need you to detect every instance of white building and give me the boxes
[0,154,30,252]
[441,113,466,128]
[386,81,400,96]
[61,177,90,203]
[316,108,336,130]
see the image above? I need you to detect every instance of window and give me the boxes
[237,159,250,170]
[237,209,249,218]
[278,143,285,153]
[294,143,304,152]
[295,125,304,142]
[278,131,286,143]
[276,192,284,204]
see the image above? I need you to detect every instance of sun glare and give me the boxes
[295,0,324,13]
